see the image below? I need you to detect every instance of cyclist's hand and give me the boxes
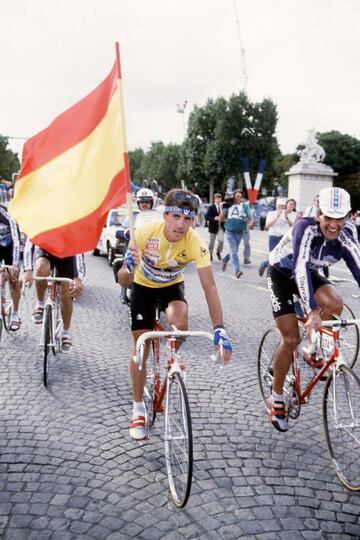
[124,245,140,273]
[23,269,33,288]
[304,309,322,341]
[213,327,232,364]
[69,278,83,298]
[9,265,19,283]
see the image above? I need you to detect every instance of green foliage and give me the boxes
[129,141,182,193]
[182,93,279,196]
[317,130,360,183]
[128,147,145,183]
[0,136,20,181]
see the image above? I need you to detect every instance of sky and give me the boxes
[2,0,360,163]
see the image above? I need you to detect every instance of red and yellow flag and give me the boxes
[9,57,130,257]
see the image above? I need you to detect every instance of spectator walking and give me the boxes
[205,193,224,261]
[258,198,298,277]
[221,190,253,279]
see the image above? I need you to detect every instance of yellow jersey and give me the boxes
[134,221,211,288]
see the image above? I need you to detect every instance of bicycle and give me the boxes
[0,264,13,343]
[257,311,360,491]
[34,276,73,387]
[134,311,216,507]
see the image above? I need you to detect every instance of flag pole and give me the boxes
[115,42,135,245]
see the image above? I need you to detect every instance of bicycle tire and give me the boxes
[43,304,53,387]
[2,278,12,333]
[323,365,360,491]
[164,371,193,508]
[257,326,281,410]
[143,340,157,428]
[338,304,359,369]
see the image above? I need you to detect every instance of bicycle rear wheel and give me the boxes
[143,339,158,428]
[164,371,193,507]
[43,305,53,387]
[338,304,359,369]
[323,365,360,491]
[2,277,12,332]
[257,326,281,409]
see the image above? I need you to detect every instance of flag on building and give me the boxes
[9,54,130,257]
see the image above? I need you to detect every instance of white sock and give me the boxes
[12,311,19,319]
[272,392,284,402]
[37,301,45,308]
[133,401,145,415]
[62,330,70,337]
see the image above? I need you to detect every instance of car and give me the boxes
[93,206,139,265]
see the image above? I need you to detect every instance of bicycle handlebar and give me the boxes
[320,318,360,329]
[0,264,15,270]
[133,330,215,368]
[33,276,74,284]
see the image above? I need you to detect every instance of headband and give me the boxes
[165,205,196,219]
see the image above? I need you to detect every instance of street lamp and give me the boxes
[176,100,188,136]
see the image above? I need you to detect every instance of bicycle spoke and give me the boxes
[336,304,359,369]
[257,327,280,409]
[164,371,192,507]
[323,366,360,491]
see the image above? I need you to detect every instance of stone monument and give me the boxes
[286,129,337,212]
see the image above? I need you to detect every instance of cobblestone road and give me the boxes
[0,228,359,539]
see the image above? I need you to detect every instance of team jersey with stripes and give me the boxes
[0,205,20,266]
[269,217,360,312]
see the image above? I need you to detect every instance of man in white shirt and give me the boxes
[258,198,297,277]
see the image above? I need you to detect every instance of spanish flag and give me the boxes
[9,49,130,257]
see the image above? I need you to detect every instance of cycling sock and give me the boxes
[37,301,45,308]
[272,391,284,402]
[133,401,145,415]
[62,330,70,337]
[11,311,19,319]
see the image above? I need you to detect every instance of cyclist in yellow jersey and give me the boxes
[118,188,233,440]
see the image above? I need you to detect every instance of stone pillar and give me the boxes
[286,162,337,213]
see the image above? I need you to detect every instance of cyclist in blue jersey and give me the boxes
[266,186,360,432]
[0,204,22,330]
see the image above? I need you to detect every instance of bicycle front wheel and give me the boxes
[164,371,193,507]
[257,326,280,410]
[323,365,360,491]
[339,304,359,369]
[143,340,158,428]
[43,305,53,387]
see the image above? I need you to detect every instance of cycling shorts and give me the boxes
[130,282,187,331]
[0,244,13,266]
[267,265,331,318]
[35,248,76,279]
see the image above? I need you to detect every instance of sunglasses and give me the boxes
[165,192,200,212]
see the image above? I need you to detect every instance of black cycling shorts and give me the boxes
[130,282,187,331]
[35,248,76,279]
[267,265,331,318]
[0,244,13,266]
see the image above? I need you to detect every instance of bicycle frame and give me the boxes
[292,317,360,405]
[134,320,214,413]
[34,276,73,352]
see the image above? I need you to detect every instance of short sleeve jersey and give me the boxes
[134,221,211,288]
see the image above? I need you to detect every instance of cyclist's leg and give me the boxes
[267,265,299,431]
[314,282,343,320]
[57,256,77,352]
[129,284,157,440]
[273,314,299,395]
[33,252,51,322]
[162,283,188,347]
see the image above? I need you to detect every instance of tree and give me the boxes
[0,136,20,181]
[182,93,280,198]
[129,147,145,184]
[139,141,182,193]
[317,130,360,185]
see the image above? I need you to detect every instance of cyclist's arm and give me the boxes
[293,220,318,313]
[197,266,224,328]
[118,244,140,287]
